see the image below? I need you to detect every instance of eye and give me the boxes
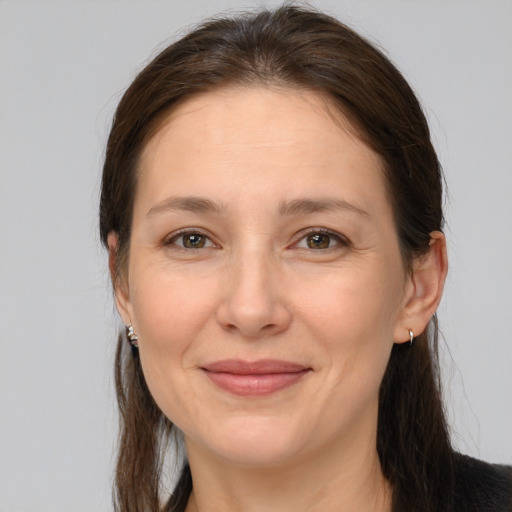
[295,230,347,250]
[166,231,216,249]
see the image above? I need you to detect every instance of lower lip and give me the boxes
[202,370,310,397]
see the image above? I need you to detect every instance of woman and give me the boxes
[99,5,511,512]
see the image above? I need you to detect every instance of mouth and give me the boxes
[200,359,312,397]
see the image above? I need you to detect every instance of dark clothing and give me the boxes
[454,454,512,511]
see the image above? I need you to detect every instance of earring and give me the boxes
[408,329,414,347]
[126,324,139,348]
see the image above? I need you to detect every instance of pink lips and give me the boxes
[201,359,311,397]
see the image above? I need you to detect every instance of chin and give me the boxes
[185,415,309,468]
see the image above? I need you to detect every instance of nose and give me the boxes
[216,250,292,339]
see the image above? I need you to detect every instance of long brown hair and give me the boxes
[100,4,454,511]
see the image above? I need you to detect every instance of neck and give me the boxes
[184,423,392,512]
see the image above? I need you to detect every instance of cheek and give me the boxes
[296,260,404,345]
[129,269,219,416]
[130,261,216,346]
[294,266,402,430]
[295,260,404,393]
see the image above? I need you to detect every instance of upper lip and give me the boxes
[201,359,310,375]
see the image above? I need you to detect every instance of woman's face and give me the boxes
[115,87,415,466]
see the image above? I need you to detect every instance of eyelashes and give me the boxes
[164,228,350,252]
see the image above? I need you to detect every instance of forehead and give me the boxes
[143,86,363,161]
[136,86,390,217]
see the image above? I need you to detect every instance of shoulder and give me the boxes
[454,453,512,512]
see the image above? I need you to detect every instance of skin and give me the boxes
[110,86,447,512]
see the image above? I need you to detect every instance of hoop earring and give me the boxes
[127,324,139,348]
[408,329,414,347]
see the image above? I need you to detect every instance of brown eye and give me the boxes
[168,232,215,249]
[182,233,207,249]
[295,230,347,251]
[306,233,332,249]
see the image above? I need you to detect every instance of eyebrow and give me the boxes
[146,195,368,218]
[147,196,223,217]
[278,197,369,217]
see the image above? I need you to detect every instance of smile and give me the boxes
[200,359,312,397]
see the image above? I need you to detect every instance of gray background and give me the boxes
[0,0,510,510]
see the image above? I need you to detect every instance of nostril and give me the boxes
[222,322,280,337]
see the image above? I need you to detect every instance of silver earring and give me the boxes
[408,329,414,347]
[127,324,139,347]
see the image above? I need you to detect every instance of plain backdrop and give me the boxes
[0,0,511,510]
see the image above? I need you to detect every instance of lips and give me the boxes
[201,359,311,397]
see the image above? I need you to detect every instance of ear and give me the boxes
[393,231,448,343]
[107,231,133,326]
